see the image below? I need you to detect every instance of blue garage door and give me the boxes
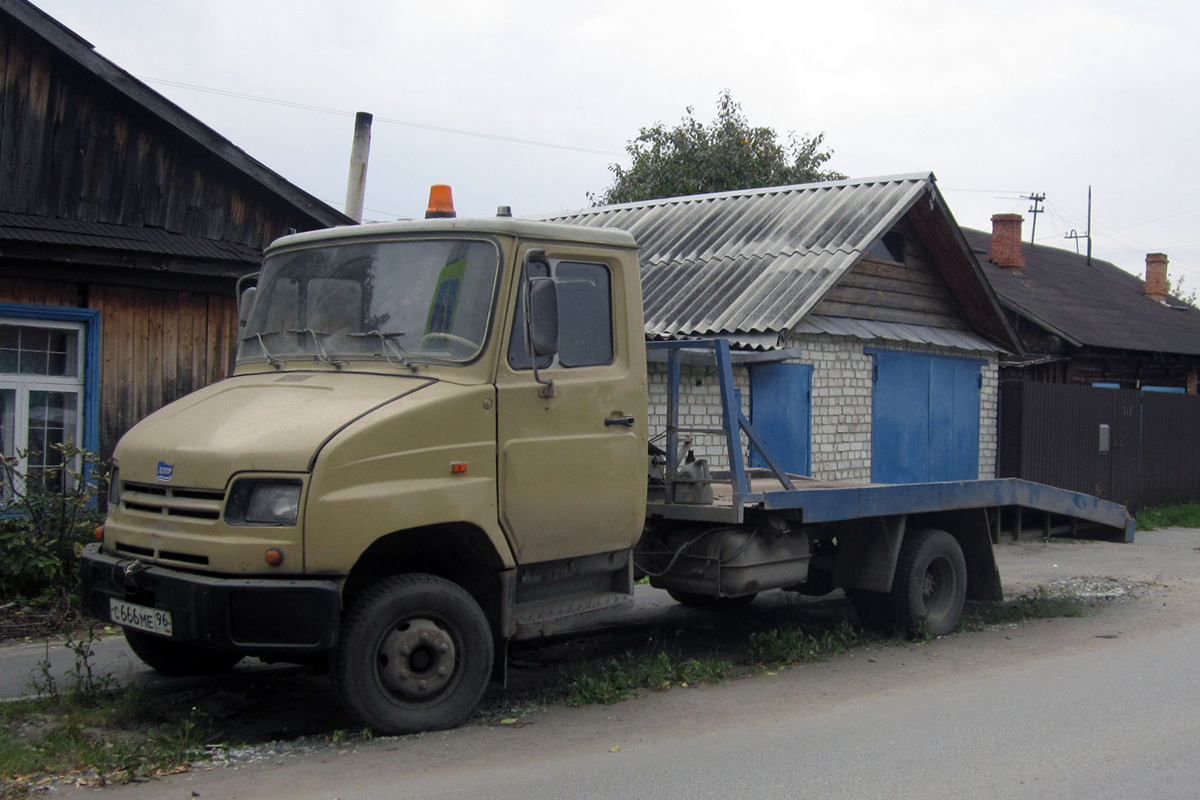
[749,362,813,475]
[869,349,983,484]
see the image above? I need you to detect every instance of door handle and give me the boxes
[605,415,636,427]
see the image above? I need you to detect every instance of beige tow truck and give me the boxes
[82,188,1133,734]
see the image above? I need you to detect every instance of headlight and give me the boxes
[225,479,302,526]
[107,465,120,508]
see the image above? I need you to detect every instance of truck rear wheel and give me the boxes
[123,629,243,676]
[888,529,967,636]
[335,573,493,735]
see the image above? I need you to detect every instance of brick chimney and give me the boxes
[1144,253,1169,302]
[989,213,1025,273]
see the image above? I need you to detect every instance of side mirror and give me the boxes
[528,277,559,358]
[238,286,257,331]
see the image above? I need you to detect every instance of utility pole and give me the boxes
[1022,192,1045,244]
[1063,186,1093,263]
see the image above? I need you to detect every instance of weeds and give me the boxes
[1136,502,1200,531]
[960,586,1088,630]
[0,443,108,604]
[0,695,218,796]
[559,650,733,706]
[28,624,113,704]
[747,621,861,666]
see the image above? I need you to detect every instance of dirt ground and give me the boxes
[16,527,1200,796]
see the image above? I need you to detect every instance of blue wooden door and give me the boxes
[749,362,813,475]
[869,350,982,483]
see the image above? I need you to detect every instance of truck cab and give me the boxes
[82,208,649,734]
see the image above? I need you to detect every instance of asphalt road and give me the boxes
[311,614,1200,800]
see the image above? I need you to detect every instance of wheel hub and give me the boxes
[922,557,953,615]
[377,618,456,699]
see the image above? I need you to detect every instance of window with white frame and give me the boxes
[0,318,86,494]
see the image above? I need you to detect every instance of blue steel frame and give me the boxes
[649,339,795,522]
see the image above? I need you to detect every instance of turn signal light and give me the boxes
[451,462,468,474]
[265,549,284,566]
[425,184,456,219]
[94,525,104,540]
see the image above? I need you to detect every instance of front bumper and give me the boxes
[80,543,341,654]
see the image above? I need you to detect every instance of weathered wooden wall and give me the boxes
[0,277,237,459]
[0,19,317,249]
[811,222,971,330]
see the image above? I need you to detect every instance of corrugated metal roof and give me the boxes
[0,212,260,264]
[544,173,934,338]
[796,315,1005,352]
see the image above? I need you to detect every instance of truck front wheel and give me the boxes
[888,529,967,637]
[123,629,243,676]
[335,573,494,735]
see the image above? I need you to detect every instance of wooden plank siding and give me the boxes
[0,22,317,250]
[811,224,972,330]
[0,278,238,460]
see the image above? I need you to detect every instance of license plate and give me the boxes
[110,598,173,637]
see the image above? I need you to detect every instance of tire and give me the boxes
[123,628,244,676]
[888,529,967,637]
[667,588,757,611]
[335,574,493,735]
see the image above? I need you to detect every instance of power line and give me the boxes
[139,76,624,157]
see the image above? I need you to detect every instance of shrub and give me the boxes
[0,444,108,601]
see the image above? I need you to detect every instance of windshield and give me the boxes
[239,238,499,366]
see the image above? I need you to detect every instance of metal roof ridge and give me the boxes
[538,172,935,219]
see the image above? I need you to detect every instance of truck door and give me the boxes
[495,251,647,564]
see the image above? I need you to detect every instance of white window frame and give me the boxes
[0,317,87,498]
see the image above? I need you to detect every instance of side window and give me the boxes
[508,259,613,370]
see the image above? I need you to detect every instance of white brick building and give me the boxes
[548,174,1020,486]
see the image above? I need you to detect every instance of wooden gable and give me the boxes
[811,219,972,331]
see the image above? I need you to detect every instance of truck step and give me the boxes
[512,591,635,640]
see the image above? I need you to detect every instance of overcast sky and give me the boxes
[31,0,1200,291]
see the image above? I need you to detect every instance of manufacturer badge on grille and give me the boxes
[156,461,175,483]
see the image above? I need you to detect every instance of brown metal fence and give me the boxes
[999,382,1200,511]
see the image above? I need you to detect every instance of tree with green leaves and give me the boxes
[594,90,844,206]
[1170,273,1198,307]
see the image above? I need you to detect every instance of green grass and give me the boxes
[1136,502,1200,531]
[960,586,1088,630]
[747,620,861,667]
[0,689,217,797]
[559,650,733,706]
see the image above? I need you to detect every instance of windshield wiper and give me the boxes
[348,330,417,371]
[252,333,284,369]
[288,328,345,368]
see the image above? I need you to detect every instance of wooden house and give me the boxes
[965,215,1200,392]
[965,215,1200,509]
[548,173,1022,484]
[0,0,351,479]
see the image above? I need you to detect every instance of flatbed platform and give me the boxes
[646,339,1135,543]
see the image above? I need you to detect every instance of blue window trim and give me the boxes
[1142,385,1185,394]
[1092,382,1120,389]
[0,303,101,457]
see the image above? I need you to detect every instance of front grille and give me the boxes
[113,541,210,566]
[118,482,225,521]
